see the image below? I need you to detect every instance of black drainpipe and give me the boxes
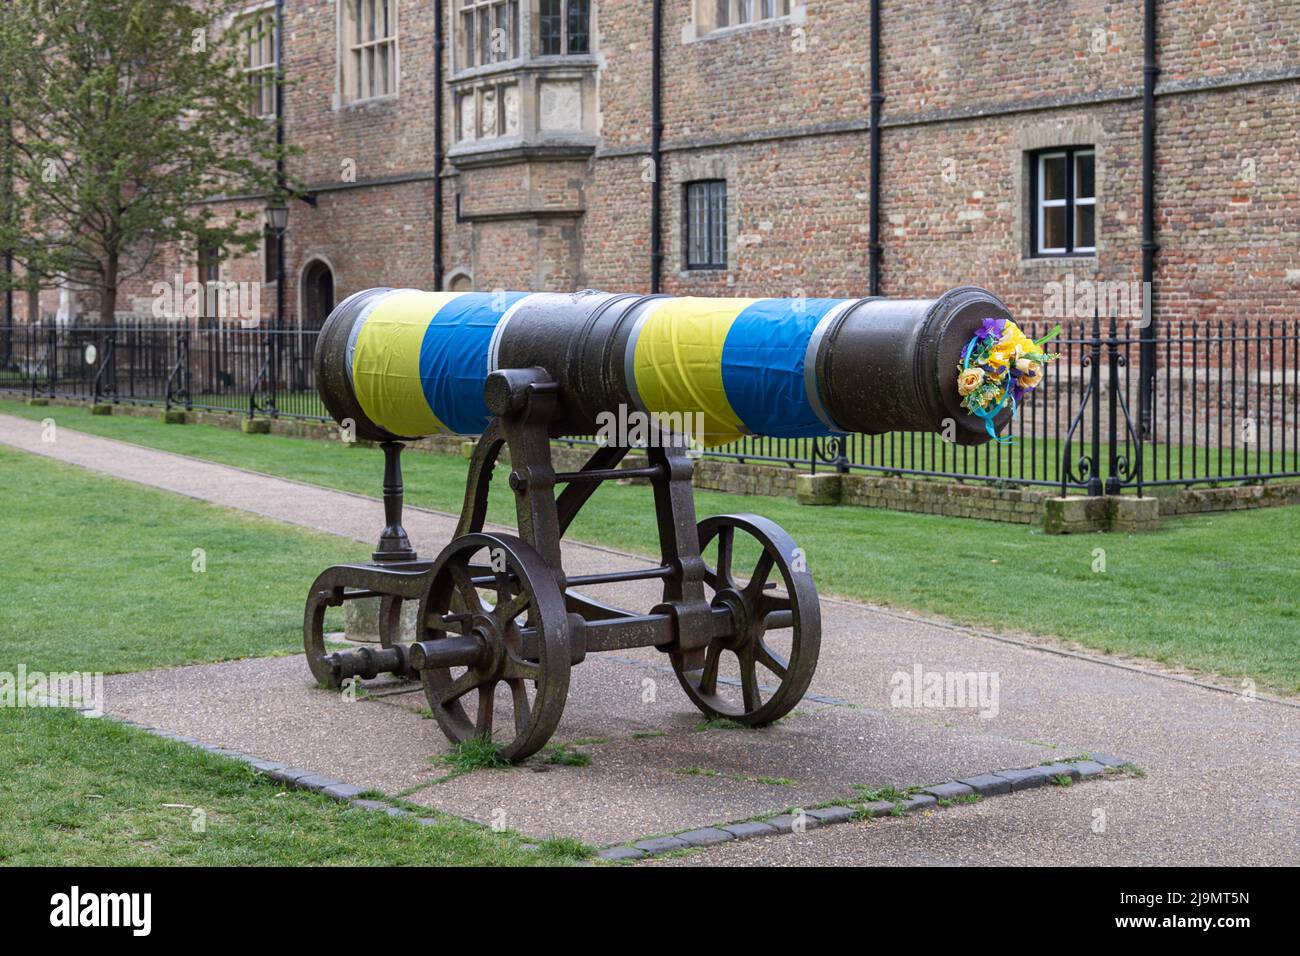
[867,0,883,296]
[1139,0,1159,437]
[274,0,285,334]
[649,0,664,293]
[433,1,445,289]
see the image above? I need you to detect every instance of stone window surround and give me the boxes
[671,153,740,280]
[451,63,596,149]
[450,0,596,78]
[1014,119,1105,273]
[682,0,807,44]
[448,1,599,155]
[335,0,400,109]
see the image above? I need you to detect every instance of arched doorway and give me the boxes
[301,259,335,330]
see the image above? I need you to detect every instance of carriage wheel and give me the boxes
[416,533,571,763]
[671,514,820,725]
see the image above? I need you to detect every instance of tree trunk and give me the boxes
[100,257,118,328]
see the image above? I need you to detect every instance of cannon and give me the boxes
[304,287,1017,761]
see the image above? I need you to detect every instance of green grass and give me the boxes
[435,738,510,775]
[0,708,584,866]
[0,447,584,865]
[3,398,1298,693]
[0,443,369,675]
[543,743,592,767]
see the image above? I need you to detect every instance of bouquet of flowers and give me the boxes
[956,317,1061,442]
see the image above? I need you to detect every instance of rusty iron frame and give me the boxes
[304,367,822,761]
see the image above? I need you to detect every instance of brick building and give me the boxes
[23,0,1300,334]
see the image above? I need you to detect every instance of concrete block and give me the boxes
[796,472,842,506]
[160,409,189,424]
[806,805,857,825]
[90,403,113,415]
[675,827,735,847]
[1109,495,1159,533]
[898,794,938,812]
[994,767,1054,792]
[241,418,271,434]
[1043,496,1106,534]
[721,821,779,840]
[1069,760,1108,778]
[344,595,419,644]
[633,835,690,856]
[766,813,819,833]
[921,781,976,801]
[597,846,646,862]
[322,783,366,801]
[957,773,1014,797]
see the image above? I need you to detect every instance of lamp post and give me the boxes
[264,199,287,414]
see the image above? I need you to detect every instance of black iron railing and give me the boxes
[2,316,1297,493]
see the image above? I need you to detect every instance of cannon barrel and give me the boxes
[314,287,1014,446]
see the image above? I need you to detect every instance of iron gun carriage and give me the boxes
[304,287,1012,760]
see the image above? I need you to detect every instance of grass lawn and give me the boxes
[0,445,585,865]
[0,708,582,865]
[3,398,1299,694]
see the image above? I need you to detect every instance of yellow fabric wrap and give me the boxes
[351,290,466,438]
[632,297,756,446]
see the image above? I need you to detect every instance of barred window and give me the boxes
[1031,146,1095,256]
[457,0,520,69]
[683,180,727,271]
[241,10,277,118]
[342,0,397,102]
[538,0,590,56]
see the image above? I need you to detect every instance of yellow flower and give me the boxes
[1016,357,1043,389]
[957,367,985,396]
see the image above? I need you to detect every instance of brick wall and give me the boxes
[35,1,1295,342]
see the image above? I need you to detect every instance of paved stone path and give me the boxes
[3,410,1297,863]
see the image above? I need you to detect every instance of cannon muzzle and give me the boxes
[315,287,1016,446]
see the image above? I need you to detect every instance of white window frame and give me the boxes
[1036,151,1068,255]
[340,0,399,104]
[1072,149,1096,254]
[240,6,277,119]
[1034,147,1095,257]
[702,0,790,34]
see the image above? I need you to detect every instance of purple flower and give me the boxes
[976,317,1007,341]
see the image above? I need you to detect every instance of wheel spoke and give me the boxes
[439,668,484,706]
[699,641,722,695]
[474,682,496,737]
[501,654,541,682]
[743,550,775,599]
[448,562,483,613]
[739,646,762,712]
[754,638,789,680]
[508,678,532,735]
[494,568,513,605]
[494,592,530,624]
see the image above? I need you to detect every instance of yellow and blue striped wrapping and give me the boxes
[347,289,531,437]
[344,289,854,443]
[628,296,853,445]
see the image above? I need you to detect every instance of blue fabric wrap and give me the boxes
[720,298,847,438]
[419,292,530,434]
